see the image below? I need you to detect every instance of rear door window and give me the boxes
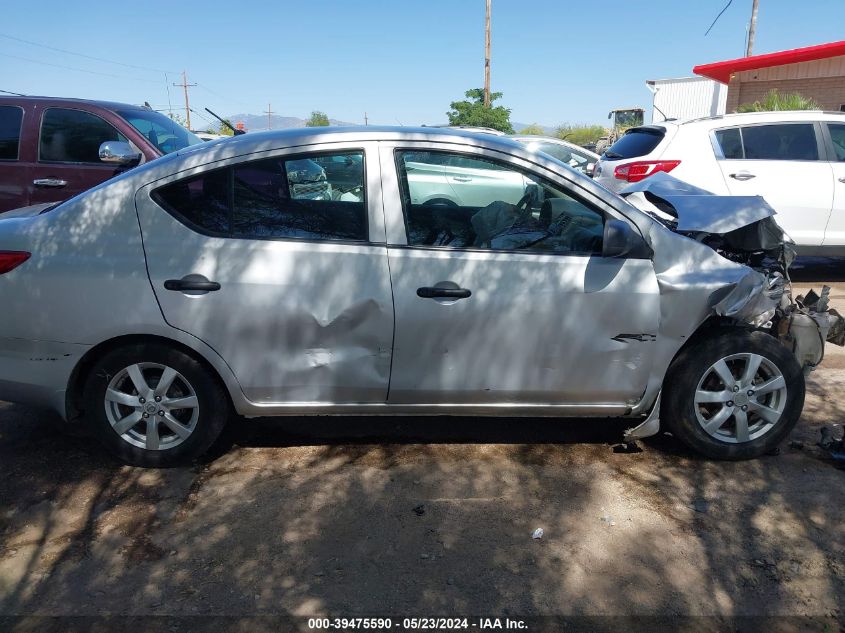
[604,127,665,159]
[0,106,23,160]
[152,151,368,242]
[39,108,126,163]
[232,152,366,241]
[741,124,819,161]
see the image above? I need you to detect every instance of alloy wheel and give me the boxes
[104,362,199,451]
[693,353,787,444]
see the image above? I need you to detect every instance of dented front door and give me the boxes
[135,142,394,404]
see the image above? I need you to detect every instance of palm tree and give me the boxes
[737,89,821,112]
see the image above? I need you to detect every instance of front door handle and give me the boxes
[451,176,472,182]
[164,275,221,293]
[838,177,845,183]
[417,286,472,299]
[33,178,67,188]
[729,171,756,181]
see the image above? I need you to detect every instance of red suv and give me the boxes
[0,96,203,213]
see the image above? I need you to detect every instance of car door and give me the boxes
[380,143,661,408]
[713,122,833,246]
[28,107,127,205]
[135,143,395,404]
[821,122,845,248]
[0,103,28,212]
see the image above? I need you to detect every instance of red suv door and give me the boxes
[27,107,129,207]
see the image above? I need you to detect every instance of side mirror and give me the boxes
[585,162,595,177]
[602,219,651,259]
[99,141,141,166]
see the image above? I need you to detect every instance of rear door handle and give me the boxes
[417,286,472,299]
[729,171,756,181]
[838,177,845,183]
[452,176,472,182]
[33,178,67,188]
[164,275,221,293]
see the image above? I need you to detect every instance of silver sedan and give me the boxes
[0,127,840,466]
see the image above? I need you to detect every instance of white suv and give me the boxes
[594,111,845,254]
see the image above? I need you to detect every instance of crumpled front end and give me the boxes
[778,287,845,371]
[622,172,845,373]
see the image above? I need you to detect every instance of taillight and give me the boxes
[0,251,31,274]
[614,160,681,183]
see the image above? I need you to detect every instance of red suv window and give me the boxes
[0,106,23,161]
[39,108,126,164]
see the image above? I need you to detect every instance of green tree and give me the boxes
[167,111,188,127]
[216,122,235,136]
[306,111,330,127]
[555,124,606,147]
[447,88,514,133]
[737,89,820,112]
[518,123,546,135]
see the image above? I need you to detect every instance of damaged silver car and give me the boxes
[0,127,841,466]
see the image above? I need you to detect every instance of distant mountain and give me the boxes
[227,113,358,132]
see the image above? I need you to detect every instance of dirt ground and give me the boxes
[1,259,844,629]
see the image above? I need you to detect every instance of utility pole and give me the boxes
[745,0,759,57]
[484,0,491,107]
[265,103,274,130]
[364,112,368,126]
[172,71,196,129]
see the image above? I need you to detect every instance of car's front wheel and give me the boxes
[83,343,229,467]
[662,329,804,460]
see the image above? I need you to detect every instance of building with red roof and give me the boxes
[694,40,845,113]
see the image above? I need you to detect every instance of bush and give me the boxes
[555,124,606,147]
[518,124,546,135]
[737,89,820,112]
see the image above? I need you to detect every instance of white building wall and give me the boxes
[647,77,727,123]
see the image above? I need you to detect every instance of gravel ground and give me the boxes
[0,260,844,628]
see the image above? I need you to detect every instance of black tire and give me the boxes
[83,343,230,467]
[595,139,609,156]
[662,329,804,460]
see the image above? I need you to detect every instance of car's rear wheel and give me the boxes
[83,343,229,467]
[662,329,804,460]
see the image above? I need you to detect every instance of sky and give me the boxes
[2,0,844,130]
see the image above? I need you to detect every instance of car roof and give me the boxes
[0,95,149,112]
[172,125,527,160]
[678,110,845,128]
[97,125,620,207]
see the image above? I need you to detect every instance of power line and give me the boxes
[704,0,733,36]
[0,51,161,83]
[0,32,177,74]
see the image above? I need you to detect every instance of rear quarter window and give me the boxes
[605,127,665,159]
[714,127,743,159]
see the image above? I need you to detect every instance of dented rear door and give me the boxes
[135,142,394,404]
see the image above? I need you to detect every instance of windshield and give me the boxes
[604,127,665,160]
[116,109,203,155]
